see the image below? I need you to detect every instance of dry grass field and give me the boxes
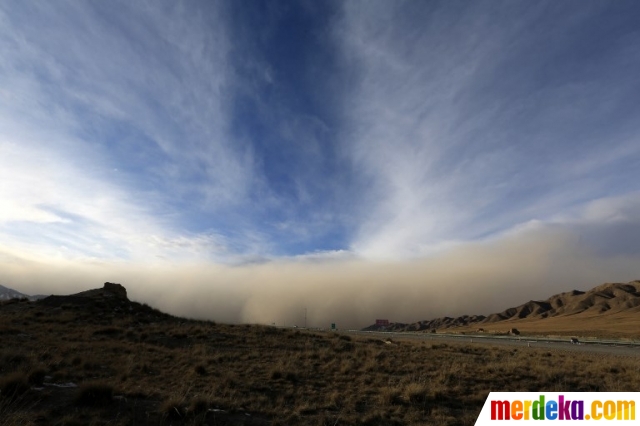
[2,285,640,425]
[454,312,640,339]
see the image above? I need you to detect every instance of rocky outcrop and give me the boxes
[42,282,129,306]
[103,282,127,299]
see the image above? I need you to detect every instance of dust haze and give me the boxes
[1,220,639,329]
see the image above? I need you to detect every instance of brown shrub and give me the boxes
[404,382,429,405]
[74,382,114,407]
[0,373,29,400]
[379,386,403,406]
[161,398,186,420]
[189,397,209,414]
[27,368,46,386]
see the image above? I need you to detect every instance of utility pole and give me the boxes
[305,307,307,329]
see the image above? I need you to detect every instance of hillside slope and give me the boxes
[364,280,640,337]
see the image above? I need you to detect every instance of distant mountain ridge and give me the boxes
[363,280,640,332]
[0,284,46,301]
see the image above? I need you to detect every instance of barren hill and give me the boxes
[0,284,45,301]
[39,282,129,308]
[363,315,486,332]
[364,280,640,337]
[485,281,640,322]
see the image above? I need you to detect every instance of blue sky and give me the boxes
[1,1,640,325]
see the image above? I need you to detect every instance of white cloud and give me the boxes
[0,1,271,263]
[333,1,640,259]
[0,135,229,262]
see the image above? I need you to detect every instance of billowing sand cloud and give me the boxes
[2,215,638,329]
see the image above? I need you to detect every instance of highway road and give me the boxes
[334,330,640,357]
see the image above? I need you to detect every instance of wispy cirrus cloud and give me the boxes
[334,1,640,258]
[0,0,268,262]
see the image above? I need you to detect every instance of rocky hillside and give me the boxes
[484,281,640,322]
[363,280,640,332]
[1,282,173,328]
[40,282,129,306]
[363,315,486,332]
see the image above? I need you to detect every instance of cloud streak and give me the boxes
[0,0,268,263]
[334,1,640,258]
